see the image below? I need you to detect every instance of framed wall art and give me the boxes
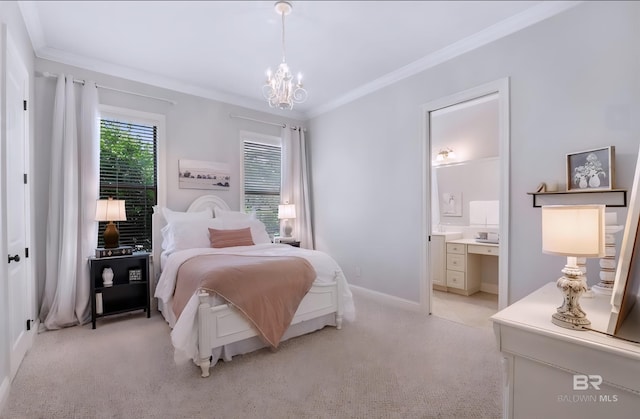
[566,146,615,191]
[178,159,230,190]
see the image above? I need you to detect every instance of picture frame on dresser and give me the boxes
[608,145,640,340]
[566,146,615,191]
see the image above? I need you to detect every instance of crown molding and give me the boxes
[17,1,45,51]
[20,1,580,122]
[35,46,307,120]
[307,1,581,119]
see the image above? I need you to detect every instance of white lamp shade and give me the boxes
[278,203,296,219]
[95,199,127,222]
[541,205,605,257]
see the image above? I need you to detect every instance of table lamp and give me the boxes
[278,202,296,238]
[542,205,605,330]
[95,198,127,248]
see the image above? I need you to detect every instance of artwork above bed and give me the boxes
[178,159,230,190]
[152,195,355,377]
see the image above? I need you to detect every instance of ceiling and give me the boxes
[18,1,578,119]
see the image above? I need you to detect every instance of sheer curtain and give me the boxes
[40,74,100,330]
[281,127,314,249]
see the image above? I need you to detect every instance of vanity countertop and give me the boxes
[447,238,499,247]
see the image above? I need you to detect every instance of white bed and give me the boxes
[152,195,354,377]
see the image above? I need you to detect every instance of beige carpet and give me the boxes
[2,293,502,419]
[431,290,498,329]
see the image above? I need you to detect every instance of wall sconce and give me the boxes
[542,205,605,330]
[435,147,456,163]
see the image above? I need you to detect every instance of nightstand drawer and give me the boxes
[446,270,465,289]
[446,254,466,271]
[446,243,465,254]
[468,244,499,256]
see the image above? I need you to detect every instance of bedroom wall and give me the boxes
[32,59,304,311]
[0,0,35,411]
[308,1,640,303]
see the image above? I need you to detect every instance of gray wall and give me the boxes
[0,0,35,409]
[436,158,500,227]
[308,1,640,303]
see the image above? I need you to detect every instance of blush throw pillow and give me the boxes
[209,227,255,248]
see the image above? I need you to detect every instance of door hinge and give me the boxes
[25,248,29,258]
[23,100,27,111]
[24,173,28,184]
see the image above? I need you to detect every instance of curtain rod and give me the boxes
[38,72,177,105]
[229,113,306,132]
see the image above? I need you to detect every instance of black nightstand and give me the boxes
[89,252,150,329]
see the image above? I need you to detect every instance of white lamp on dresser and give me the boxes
[541,204,605,330]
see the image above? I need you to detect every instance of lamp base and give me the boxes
[282,219,293,238]
[103,221,120,249]
[552,268,591,330]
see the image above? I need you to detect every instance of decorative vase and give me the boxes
[589,175,601,188]
[102,267,114,287]
[579,177,588,189]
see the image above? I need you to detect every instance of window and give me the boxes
[241,134,281,236]
[98,116,158,251]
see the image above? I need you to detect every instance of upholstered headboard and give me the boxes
[151,195,231,279]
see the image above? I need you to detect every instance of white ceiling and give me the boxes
[18,1,579,119]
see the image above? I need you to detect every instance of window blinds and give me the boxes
[99,119,157,250]
[243,141,281,235]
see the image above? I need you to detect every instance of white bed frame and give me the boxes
[153,195,343,377]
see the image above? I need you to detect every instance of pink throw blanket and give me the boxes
[173,254,316,347]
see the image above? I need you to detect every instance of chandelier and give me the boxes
[262,1,307,110]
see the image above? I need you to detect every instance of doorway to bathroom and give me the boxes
[421,79,510,326]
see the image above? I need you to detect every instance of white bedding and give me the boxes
[155,243,355,363]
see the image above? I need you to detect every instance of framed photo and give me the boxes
[128,268,142,282]
[441,192,462,217]
[566,146,615,191]
[179,159,230,190]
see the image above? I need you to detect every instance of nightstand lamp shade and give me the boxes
[542,205,605,330]
[278,203,296,238]
[95,198,127,249]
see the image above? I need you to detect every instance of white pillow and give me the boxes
[162,207,212,223]
[220,218,271,245]
[161,218,224,253]
[161,216,271,253]
[214,207,256,220]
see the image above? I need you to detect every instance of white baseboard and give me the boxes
[480,283,499,294]
[0,376,10,416]
[349,285,422,312]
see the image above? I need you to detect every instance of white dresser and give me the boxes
[492,283,640,418]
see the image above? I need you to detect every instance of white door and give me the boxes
[5,33,33,380]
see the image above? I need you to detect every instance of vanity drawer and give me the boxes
[446,243,466,254]
[446,270,465,289]
[468,244,499,256]
[447,254,466,271]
